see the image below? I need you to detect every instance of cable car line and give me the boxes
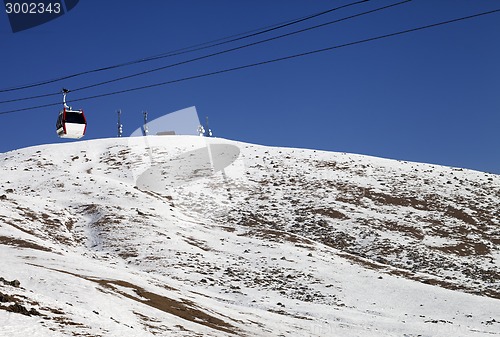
[0,92,59,104]
[0,0,408,105]
[117,0,373,67]
[0,8,498,116]
[0,0,378,102]
[0,0,372,94]
[69,1,411,92]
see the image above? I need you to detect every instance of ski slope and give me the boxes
[0,136,498,336]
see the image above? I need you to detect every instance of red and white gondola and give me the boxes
[56,89,87,139]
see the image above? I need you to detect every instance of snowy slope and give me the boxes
[0,135,499,336]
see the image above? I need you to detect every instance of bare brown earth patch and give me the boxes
[444,206,477,226]
[434,242,490,256]
[0,215,38,236]
[239,228,314,246]
[382,221,424,240]
[0,235,51,252]
[364,190,434,211]
[184,236,212,251]
[95,279,238,335]
[310,207,348,220]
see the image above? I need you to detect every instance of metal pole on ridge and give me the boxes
[142,111,149,136]
[117,110,123,137]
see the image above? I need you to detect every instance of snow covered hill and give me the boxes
[0,135,499,336]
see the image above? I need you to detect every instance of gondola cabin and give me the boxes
[56,107,87,139]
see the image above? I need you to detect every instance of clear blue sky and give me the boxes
[1,0,499,174]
